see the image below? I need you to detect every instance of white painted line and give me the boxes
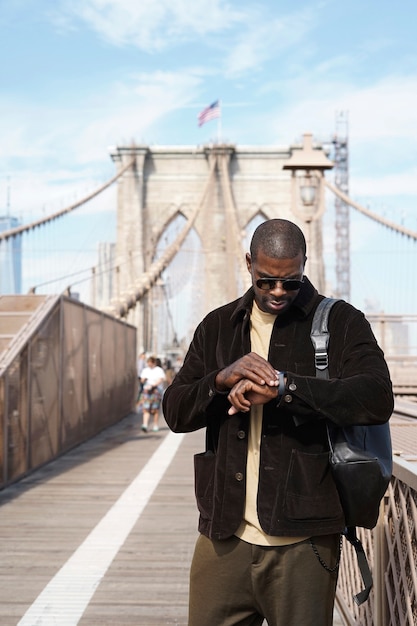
[17,430,185,626]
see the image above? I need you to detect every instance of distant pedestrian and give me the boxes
[136,352,147,411]
[140,356,166,432]
[137,352,147,377]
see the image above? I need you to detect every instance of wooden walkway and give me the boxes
[3,406,415,625]
[0,412,201,625]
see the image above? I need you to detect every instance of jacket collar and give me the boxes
[230,276,319,325]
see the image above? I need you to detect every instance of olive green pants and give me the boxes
[188,533,340,626]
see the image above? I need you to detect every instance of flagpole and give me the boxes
[218,100,222,144]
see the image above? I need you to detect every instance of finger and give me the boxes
[228,402,250,415]
[227,383,251,414]
[227,391,251,411]
[218,354,279,389]
[239,355,278,386]
[247,354,280,386]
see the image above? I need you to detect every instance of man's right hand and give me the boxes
[215,352,278,392]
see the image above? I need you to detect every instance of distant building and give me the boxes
[0,216,22,294]
[93,241,115,308]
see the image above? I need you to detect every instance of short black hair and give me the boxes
[250,219,306,261]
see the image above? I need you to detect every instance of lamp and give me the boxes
[283,133,333,223]
[283,133,334,292]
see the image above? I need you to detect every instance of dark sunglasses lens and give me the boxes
[282,279,303,290]
[256,278,303,291]
[256,279,274,290]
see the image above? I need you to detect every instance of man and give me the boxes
[163,219,393,626]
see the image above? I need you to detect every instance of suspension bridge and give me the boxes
[0,135,416,625]
[1,137,416,384]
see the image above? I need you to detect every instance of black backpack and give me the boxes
[311,297,393,604]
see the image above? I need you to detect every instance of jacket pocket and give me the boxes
[194,451,216,521]
[283,449,342,521]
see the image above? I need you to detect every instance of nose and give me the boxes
[269,280,286,295]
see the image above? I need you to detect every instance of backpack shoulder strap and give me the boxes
[311,298,341,378]
[311,297,374,605]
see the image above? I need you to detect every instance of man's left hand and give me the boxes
[227,379,278,415]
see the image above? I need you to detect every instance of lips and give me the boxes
[266,299,288,311]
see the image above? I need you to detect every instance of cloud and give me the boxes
[8,69,203,164]
[56,0,319,81]
[344,77,417,142]
[0,68,206,215]
[351,168,417,197]
[70,69,205,162]
[58,0,243,51]
[257,74,417,205]
[223,8,317,77]
[266,74,417,143]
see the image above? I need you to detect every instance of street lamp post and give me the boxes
[283,133,333,290]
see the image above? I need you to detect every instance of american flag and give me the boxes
[198,100,220,127]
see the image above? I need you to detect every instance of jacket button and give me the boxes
[284,394,293,403]
[235,472,244,481]
[237,430,246,439]
[289,383,297,391]
[208,389,214,397]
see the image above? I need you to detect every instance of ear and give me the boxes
[246,253,252,273]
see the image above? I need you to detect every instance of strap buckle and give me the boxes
[315,351,329,370]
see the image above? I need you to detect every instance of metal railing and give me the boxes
[0,294,137,489]
[335,440,417,625]
[368,315,417,398]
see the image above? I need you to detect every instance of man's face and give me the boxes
[246,249,305,316]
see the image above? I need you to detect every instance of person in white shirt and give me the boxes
[140,356,166,432]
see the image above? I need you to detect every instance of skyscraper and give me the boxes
[0,216,22,294]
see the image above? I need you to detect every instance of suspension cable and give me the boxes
[107,154,218,318]
[324,180,417,241]
[0,158,136,242]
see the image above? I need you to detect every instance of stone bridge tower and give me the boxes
[109,141,327,351]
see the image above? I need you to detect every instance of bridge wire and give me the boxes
[30,226,145,294]
[106,155,218,318]
[324,180,417,241]
[161,282,179,347]
[154,218,200,351]
[30,229,192,297]
[31,265,95,290]
[0,159,135,242]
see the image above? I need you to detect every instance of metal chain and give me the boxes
[309,535,342,573]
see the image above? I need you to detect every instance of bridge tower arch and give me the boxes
[110,142,328,351]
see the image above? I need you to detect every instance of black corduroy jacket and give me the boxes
[163,278,394,540]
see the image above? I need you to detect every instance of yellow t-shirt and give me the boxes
[235,301,307,546]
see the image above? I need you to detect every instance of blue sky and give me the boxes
[0,0,416,318]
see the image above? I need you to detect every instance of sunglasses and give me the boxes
[255,277,304,291]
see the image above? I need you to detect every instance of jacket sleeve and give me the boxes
[162,319,230,433]
[281,303,394,427]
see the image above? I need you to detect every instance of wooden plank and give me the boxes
[80,427,201,625]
